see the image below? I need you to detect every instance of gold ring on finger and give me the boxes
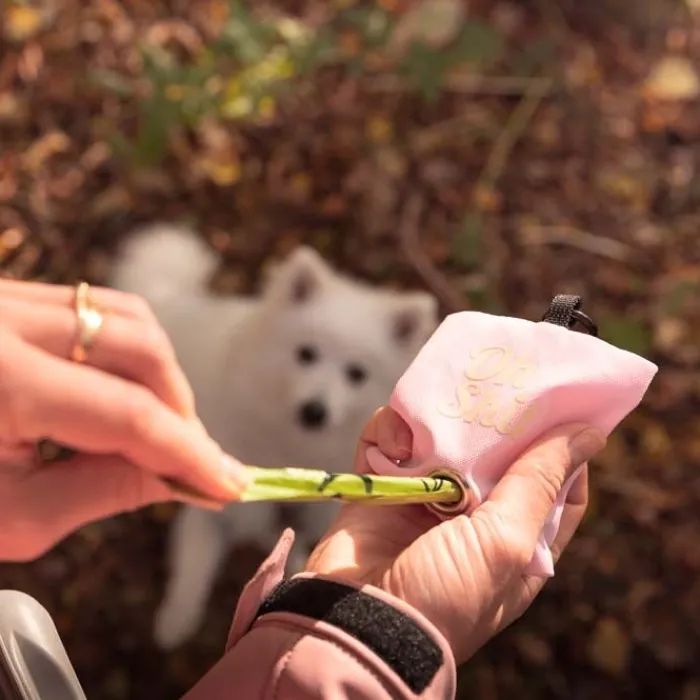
[70,281,105,363]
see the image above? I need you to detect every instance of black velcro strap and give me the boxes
[252,578,443,694]
[541,294,598,336]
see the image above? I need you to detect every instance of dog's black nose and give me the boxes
[299,400,327,429]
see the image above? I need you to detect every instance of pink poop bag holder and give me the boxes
[367,295,658,577]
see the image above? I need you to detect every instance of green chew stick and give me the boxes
[237,466,463,506]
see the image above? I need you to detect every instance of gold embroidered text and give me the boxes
[437,345,541,436]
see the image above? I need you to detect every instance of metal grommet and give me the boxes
[425,468,472,517]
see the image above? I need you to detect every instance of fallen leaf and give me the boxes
[588,617,632,676]
[643,56,700,101]
[566,44,603,87]
[221,93,254,119]
[21,130,71,172]
[597,170,647,204]
[257,96,276,120]
[473,184,501,212]
[514,632,552,665]
[366,116,394,143]
[289,171,312,198]
[0,227,25,259]
[337,28,361,57]
[87,186,132,219]
[374,146,407,177]
[275,17,312,46]
[654,317,688,354]
[0,92,24,123]
[389,0,464,53]
[638,419,673,461]
[203,160,241,185]
[4,5,44,42]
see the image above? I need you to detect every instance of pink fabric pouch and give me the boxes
[366,295,658,577]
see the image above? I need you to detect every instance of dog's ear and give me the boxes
[265,245,330,304]
[389,292,439,346]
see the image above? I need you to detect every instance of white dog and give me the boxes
[110,223,439,649]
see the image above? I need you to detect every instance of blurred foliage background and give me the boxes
[1,0,700,698]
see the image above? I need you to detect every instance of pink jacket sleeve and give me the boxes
[181,529,457,700]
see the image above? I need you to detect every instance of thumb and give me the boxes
[465,424,606,588]
[2,455,186,562]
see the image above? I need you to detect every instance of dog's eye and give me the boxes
[346,364,367,385]
[297,345,318,364]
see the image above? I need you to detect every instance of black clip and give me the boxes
[541,294,598,337]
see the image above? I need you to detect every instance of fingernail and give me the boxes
[394,422,413,461]
[221,454,252,488]
[568,428,607,469]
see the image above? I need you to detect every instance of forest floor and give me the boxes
[1,1,700,698]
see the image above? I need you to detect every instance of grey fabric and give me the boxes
[0,591,87,700]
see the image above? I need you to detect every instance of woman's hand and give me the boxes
[306,406,606,665]
[0,278,247,561]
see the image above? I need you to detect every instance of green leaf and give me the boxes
[451,212,483,267]
[343,6,395,49]
[447,20,503,69]
[400,41,450,101]
[598,316,652,357]
[291,29,336,76]
[140,44,176,80]
[133,83,182,167]
[220,0,276,64]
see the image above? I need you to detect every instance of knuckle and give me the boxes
[120,292,157,323]
[528,457,566,504]
[132,321,176,372]
[473,505,532,571]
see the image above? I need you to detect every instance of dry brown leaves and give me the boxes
[1,1,700,699]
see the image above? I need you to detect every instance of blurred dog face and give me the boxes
[249,246,438,435]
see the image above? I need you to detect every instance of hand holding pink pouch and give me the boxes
[366,295,659,577]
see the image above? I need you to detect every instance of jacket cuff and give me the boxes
[226,529,456,699]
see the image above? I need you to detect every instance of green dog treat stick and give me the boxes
[238,466,462,506]
[165,465,467,511]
